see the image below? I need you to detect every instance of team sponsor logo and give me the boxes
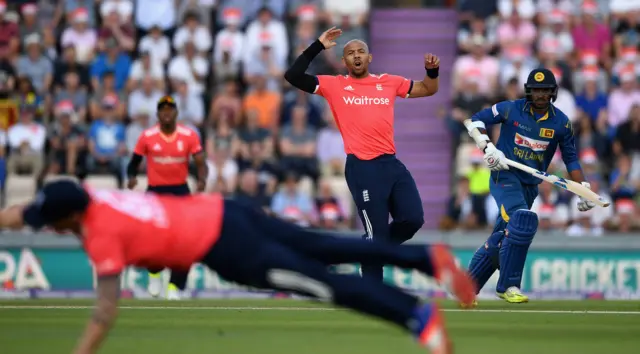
[376,84,383,91]
[342,96,391,105]
[177,140,184,151]
[343,85,354,91]
[152,156,187,164]
[539,128,555,139]
[514,132,549,152]
[513,120,532,132]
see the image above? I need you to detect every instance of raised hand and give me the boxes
[318,27,343,49]
[424,53,440,69]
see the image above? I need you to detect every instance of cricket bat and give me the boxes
[504,158,610,208]
[463,119,610,208]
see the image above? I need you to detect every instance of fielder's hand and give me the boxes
[127,177,137,190]
[577,182,596,211]
[318,27,342,49]
[424,54,440,69]
[483,143,509,171]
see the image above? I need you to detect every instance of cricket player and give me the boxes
[126,95,208,300]
[285,27,440,280]
[465,68,596,304]
[0,179,476,354]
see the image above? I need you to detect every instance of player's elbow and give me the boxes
[283,68,297,86]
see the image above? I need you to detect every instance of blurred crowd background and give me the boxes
[443,0,640,235]
[0,0,638,235]
[0,0,367,231]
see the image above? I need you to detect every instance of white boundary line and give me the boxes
[1,306,640,315]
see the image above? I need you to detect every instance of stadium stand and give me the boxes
[0,0,358,230]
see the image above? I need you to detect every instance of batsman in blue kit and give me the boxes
[464,68,596,304]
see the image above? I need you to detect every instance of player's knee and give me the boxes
[505,209,538,245]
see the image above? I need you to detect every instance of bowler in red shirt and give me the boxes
[126,95,208,299]
[285,28,441,281]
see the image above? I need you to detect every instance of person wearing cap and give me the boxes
[465,68,596,305]
[60,8,98,65]
[126,95,207,300]
[213,8,244,66]
[0,177,475,354]
[18,3,41,41]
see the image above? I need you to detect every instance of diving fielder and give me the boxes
[465,68,596,304]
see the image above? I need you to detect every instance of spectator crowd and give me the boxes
[0,0,371,231]
[443,0,640,234]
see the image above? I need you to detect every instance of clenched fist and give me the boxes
[424,54,440,69]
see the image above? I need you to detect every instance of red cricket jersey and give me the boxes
[315,74,412,160]
[134,124,202,186]
[82,188,224,276]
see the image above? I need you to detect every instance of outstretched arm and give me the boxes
[0,205,26,229]
[407,54,440,98]
[73,274,121,354]
[284,27,342,94]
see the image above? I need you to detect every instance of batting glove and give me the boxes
[577,182,596,212]
[483,143,509,172]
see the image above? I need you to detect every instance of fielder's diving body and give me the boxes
[0,180,476,354]
[465,68,596,304]
[285,27,440,280]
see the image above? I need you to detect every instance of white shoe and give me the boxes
[148,273,162,298]
[166,286,181,301]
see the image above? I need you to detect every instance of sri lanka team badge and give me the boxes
[534,72,545,82]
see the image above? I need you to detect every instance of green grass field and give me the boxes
[2,299,640,354]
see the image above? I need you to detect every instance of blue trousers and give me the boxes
[344,154,424,280]
[201,200,434,328]
[146,184,191,290]
[490,173,539,233]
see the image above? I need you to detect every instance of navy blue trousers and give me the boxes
[344,154,424,280]
[147,184,191,290]
[200,200,434,329]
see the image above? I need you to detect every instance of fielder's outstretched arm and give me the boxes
[0,205,26,229]
[74,275,121,354]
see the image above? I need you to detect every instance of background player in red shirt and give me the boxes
[285,28,441,281]
[0,179,475,354]
[125,95,208,300]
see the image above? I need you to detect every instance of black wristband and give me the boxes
[426,67,439,79]
[302,40,325,61]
